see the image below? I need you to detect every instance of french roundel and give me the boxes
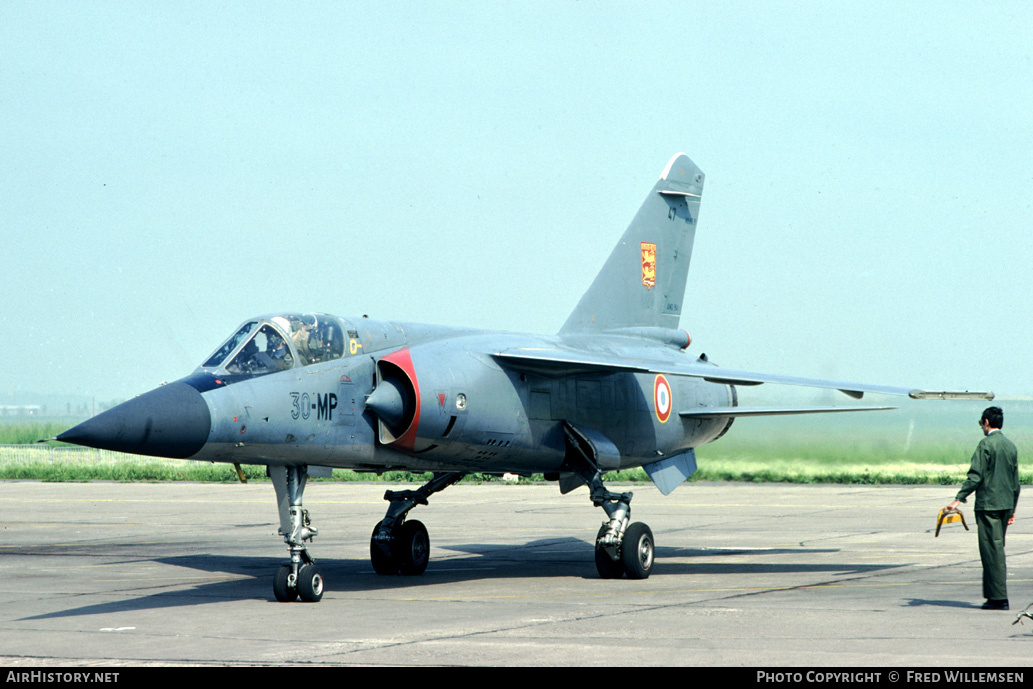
[654,375,672,423]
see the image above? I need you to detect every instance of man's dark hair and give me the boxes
[981,406,1004,429]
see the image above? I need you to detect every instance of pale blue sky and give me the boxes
[2,2,1031,404]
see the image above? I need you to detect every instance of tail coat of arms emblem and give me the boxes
[641,242,656,290]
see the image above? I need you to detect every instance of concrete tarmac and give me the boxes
[1,480,1030,667]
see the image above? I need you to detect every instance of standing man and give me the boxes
[944,406,1020,610]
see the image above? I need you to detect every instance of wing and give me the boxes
[492,348,994,401]
[678,406,895,418]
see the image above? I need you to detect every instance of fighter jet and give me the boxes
[57,153,991,602]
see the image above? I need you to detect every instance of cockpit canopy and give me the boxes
[199,313,347,378]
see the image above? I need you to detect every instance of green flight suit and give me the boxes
[955,430,1020,601]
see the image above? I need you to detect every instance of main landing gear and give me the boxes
[561,422,655,580]
[370,471,465,576]
[587,473,654,580]
[264,462,650,597]
[269,465,324,602]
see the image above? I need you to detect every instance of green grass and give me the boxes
[0,422,72,445]
[4,456,1028,486]
[6,462,1022,485]
[0,462,257,482]
[4,411,1031,485]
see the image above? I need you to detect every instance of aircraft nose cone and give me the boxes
[57,382,211,459]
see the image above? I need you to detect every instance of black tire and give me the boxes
[273,564,298,602]
[397,520,430,576]
[621,522,654,580]
[594,524,626,579]
[297,563,324,602]
[371,524,400,575]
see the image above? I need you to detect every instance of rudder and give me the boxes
[560,153,704,334]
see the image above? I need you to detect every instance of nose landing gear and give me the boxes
[270,465,324,602]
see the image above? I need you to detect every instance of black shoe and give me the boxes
[981,599,1009,610]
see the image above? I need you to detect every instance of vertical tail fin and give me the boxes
[560,153,704,334]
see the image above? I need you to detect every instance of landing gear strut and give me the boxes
[587,473,654,579]
[561,422,655,580]
[270,465,324,602]
[370,472,465,575]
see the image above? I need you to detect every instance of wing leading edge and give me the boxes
[492,349,994,404]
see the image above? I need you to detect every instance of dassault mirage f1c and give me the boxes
[58,153,991,602]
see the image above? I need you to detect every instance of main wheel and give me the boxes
[621,522,654,579]
[371,524,400,575]
[594,524,626,579]
[397,520,430,576]
[273,564,298,602]
[297,563,324,602]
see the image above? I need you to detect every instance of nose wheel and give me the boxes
[273,562,324,602]
[296,563,324,601]
[273,564,297,602]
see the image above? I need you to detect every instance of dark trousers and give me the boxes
[976,510,1011,601]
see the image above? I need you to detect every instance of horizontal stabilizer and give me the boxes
[679,405,895,419]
